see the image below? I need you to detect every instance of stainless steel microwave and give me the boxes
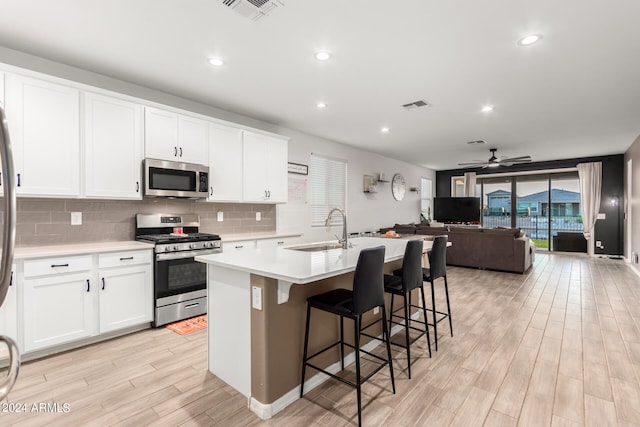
[143,158,209,199]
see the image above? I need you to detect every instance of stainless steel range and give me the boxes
[135,213,221,326]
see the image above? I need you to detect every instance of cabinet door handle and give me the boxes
[174,146,178,157]
[136,181,140,193]
[184,303,199,309]
[9,272,12,286]
[51,263,69,268]
[264,190,268,199]
[86,279,91,292]
[179,147,183,157]
[0,172,2,185]
[119,256,134,261]
[234,245,244,249]
[210,186,213,196]
[277,241,284,245]
[267,190,271,198]
[17,173,21,187]
[101,277,105,290]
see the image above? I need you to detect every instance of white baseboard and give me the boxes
[249,312,420,419]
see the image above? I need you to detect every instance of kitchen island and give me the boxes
[195,236,439,419]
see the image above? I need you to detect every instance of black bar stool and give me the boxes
[422,235,452,351]
[383,239,432,379]
[300,246,395,427]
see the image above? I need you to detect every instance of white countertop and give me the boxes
[219,232,303,243]
[15,241,154,260]
[196,236,435,284]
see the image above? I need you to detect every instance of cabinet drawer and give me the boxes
[255,237,291,249]
[223,240,256,251]
[99,250,152,269]
[24,255,93,278]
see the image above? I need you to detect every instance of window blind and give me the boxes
[310,153,347,227]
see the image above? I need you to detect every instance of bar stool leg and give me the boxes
[403,292,411,379]
[430,279,438,352]
[444,276,453,337]
[420,286,432,358]
[354,315,362,427]
[381,305,396,394]
[340,316,345,370]
[388,293,395,340]
[300,304,312,397]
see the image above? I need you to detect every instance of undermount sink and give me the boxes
[285,243,344,252]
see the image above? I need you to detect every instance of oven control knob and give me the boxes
[173,245,179,251]
[190,243,196,249]
[205,242,212,248]
[164,246,171,253]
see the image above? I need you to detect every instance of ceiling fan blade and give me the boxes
[500,156,532,162]
[457,162,488,166]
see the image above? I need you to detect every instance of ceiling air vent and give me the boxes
[402,100,430,111]
[467,140,487,145]
[220,0,284,21]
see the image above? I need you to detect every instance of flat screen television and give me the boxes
[433,197,481,223]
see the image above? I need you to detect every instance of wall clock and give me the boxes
[391,173,406,201]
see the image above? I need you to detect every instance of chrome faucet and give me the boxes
[325,208,348,249]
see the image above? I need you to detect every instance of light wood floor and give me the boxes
[2,253,640,426]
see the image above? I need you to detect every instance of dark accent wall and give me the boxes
[436,155,625,256]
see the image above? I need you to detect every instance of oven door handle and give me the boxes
[156,248,221,261]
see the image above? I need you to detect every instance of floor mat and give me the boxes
[165,314,207,335]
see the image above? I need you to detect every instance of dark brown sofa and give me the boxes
[381,224,534,274]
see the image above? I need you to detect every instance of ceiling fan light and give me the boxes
[488,163,500,168]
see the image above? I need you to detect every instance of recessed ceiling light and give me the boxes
[381,127,390,133]
[209,57,225,67]
[316,102,327,109]
[315,51,332,61]
[481,105,494,113]
[518,34,542,46]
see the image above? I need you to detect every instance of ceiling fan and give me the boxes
[458,148,532,169]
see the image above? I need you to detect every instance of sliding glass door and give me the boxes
[516,176,550,250]
[481,177,512,229]
[550,174,583,251]
[477,172,584,253]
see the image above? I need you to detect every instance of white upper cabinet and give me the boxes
[4,74,80,197]
[208,123,243,202]
[83,92,143,199]
[144,107,208,165]
[242,132,288,203]
[178,115,208,164]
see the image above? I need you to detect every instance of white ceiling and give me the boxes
[0,0,639,170]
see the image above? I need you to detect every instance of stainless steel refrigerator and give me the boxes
[0,104,19,400]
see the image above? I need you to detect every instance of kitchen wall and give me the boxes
[0,47,434,246]
[625,135,640,273]
[279,131,435,243]
[12,198,274,247]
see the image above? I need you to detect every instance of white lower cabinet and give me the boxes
[23,256,94,352]
[98,252,152,333]
[21,249,152,354]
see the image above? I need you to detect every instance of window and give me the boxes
[420,178,433,220]
[451,176,465,197]
[310,153,347,227]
